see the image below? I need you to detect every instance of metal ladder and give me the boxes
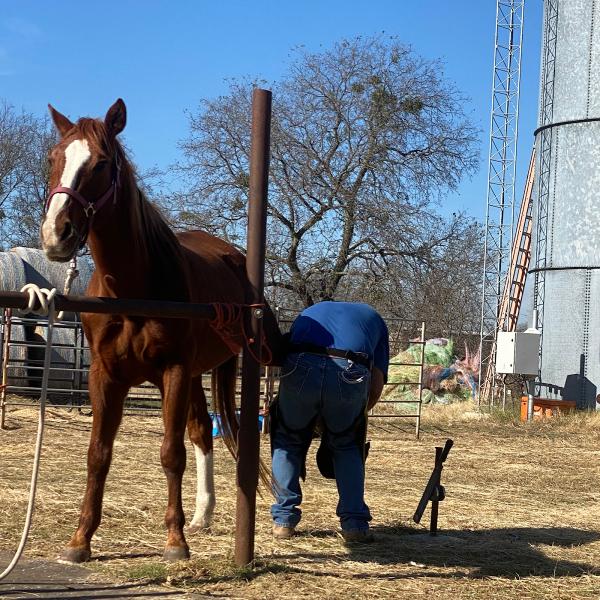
[480,148,535,405]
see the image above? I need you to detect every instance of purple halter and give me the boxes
[45,153,122,218]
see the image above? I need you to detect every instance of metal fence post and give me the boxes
[234,88,271,567]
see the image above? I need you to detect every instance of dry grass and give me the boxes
[1,401,600,599]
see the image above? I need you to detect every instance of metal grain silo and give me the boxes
[531,0,600,408]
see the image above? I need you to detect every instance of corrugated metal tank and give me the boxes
[530,0,600,408]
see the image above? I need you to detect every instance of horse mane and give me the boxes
[76,118,189,299]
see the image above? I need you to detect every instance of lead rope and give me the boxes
[59,257,79,320]
[209,302,273,364]
[0,287,57,581]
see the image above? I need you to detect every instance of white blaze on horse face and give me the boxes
[188,446,215,532]
[42,139,91,247]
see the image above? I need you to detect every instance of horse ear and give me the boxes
[48,104,74,137]
[104,98,127,137]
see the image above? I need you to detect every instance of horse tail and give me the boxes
[212,355,239,459]
[212,354,272,490]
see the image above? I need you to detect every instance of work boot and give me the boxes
[272,525,295,540]
[342,529,374,544]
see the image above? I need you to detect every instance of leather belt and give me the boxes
[288,343,372,369]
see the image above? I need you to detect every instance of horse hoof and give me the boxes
[58,545,91,564]
[163,544,190,562]
[187,522,210,535]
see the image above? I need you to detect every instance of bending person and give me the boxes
[270,301,389,543]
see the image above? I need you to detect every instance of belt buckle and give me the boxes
[355,352,372,369]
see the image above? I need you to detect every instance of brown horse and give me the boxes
[40,99,284,563]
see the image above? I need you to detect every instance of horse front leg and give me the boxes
[187,375,215,533]
[59,365,128,563]
[161,364,192,561]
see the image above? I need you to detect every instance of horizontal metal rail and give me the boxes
[371,414,421,418]
[377,398,423,403]
[1,297,434,435]
[0,291,218,320]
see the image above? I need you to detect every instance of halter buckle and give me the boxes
[84,203,96,218]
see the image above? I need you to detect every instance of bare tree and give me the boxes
[345,216,484,335]
[0,100,55,249]
[0,102,33,214]
[174,35,480,306]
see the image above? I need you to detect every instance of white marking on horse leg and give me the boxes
[188,446,215,532]
[42,139,91,247]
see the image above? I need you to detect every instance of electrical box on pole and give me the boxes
[495,329,540,375]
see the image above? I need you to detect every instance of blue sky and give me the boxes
[0,1,543,221]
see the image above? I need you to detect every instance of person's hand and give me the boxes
[367,367,384,410]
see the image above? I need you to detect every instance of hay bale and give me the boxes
[10,247,93,294]
[405,338,455,367]
[0,251,27,292]
[0,248,94,399]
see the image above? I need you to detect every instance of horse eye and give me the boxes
[93,160,108,172]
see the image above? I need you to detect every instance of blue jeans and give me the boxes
[271,353,372,532]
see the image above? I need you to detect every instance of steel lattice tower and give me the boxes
[479,0,525,405]
[532,0,558,367]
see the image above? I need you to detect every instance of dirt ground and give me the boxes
[0,402,599,599]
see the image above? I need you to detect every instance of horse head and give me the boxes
[41,99,127,262]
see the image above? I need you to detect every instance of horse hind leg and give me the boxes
[187,375,216,533]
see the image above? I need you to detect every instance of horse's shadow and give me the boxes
[91,551,162,562]
[287,524,600,579]
[73,525,599,588]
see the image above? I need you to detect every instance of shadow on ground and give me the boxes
[0,551,194,599]
[278,525,600,579]
[2,526,596,595]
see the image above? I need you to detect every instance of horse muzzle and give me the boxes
[41,216,82,263]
